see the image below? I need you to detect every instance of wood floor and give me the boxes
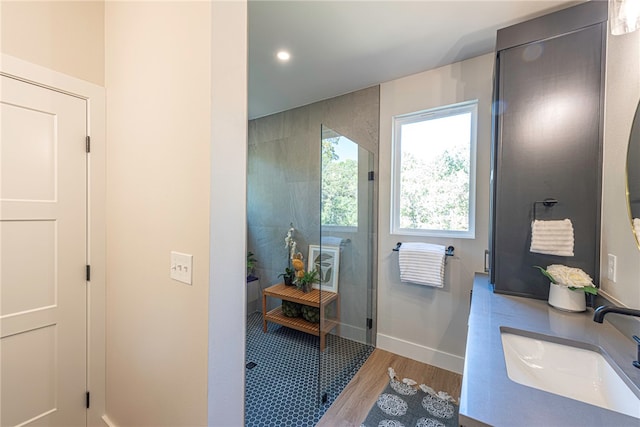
[317,349,463,427]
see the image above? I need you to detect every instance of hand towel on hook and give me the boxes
[398,242,445,288]
[530,219,574,257]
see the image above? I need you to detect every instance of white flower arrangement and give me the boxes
[534,264,598,295]
[284,224,297,261]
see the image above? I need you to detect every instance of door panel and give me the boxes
[1,103,56,202]
[1,220,57,316]
[492,24,604,298]
[1,75,87,426]
[2,325,57,426]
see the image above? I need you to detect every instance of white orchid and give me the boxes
[534,264,598,295]
[284,227,294,248]
[284,225,297,261]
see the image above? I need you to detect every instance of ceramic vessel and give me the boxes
[299,282,312,293]
[548,282,586,312]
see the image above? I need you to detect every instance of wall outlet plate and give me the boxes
[171,251,193,285]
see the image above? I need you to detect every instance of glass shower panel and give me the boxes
[317,124,375,408]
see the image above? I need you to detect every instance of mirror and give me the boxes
[627,99,640,248]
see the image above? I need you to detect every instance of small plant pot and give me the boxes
[298,283,313,293]
[548,282,586,312]
[283,276,294,286]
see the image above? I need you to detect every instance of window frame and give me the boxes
[391,100,478,239]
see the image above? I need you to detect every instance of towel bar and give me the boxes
[533,198,558,220]
[392,242,454,256]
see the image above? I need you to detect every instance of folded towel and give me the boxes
[634,218,640,242]
[398,242,445,288]
[530,219,574,257]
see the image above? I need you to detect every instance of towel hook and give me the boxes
[533,198,558,220]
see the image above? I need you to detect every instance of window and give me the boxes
[321,130,358,229]
[391,100,477,238]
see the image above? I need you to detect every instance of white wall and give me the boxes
[3,2,248,424]
[104,2,211,425]
[600,28,640,308]
[208,1,247,426]
[0,0,104,85]
[377,53,493,374]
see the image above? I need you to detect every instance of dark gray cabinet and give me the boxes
[490,1,607,299]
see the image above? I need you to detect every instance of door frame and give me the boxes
[1,54,106,426]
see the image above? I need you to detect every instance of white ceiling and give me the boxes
[248,0,583,119]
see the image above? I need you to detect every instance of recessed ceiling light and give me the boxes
[276,50,291,62]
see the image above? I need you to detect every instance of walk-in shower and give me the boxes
[246,99,379,425]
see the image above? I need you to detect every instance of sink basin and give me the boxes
[500,327,640,419]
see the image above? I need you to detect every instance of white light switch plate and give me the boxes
[171,251,193,285]
[607,253,617,283]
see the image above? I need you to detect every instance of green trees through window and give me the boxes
[392,101,477,238]
[321,134,358,228]
[400,144,469,231]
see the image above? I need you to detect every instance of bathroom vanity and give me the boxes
[460,274,640,426]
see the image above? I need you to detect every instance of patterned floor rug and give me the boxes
[361,368,459,427]
[245,312,374,427]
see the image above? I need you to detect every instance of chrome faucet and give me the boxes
[593,305,640,369]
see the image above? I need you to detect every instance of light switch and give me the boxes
[171,251,193,285]
[607,253,617,283]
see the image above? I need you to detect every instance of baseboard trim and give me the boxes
[376,333,464,374]
[102,415,117,427]
[337,322,367,344]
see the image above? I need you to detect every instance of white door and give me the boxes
[1,75,87,426]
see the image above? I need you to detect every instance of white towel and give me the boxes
[398,242,445,288]
[634,218,640,241]
[530,219,574,257]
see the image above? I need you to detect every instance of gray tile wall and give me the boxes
[247,86,379,341]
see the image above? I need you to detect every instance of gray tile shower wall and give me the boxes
[247,86,380,314]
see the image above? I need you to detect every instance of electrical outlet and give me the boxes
[170,251,193,285]
[607,253,617,283]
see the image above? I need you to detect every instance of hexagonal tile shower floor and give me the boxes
[245,312,374,427]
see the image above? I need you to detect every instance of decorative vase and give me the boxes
[548,282,586,312]
[298,282,312,293]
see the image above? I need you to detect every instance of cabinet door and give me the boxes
[493,23,604,298]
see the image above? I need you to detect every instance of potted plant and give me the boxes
[278,267,295,286]
[534,264,597,312]
[247,251,258,281]
[296,269,320,293]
